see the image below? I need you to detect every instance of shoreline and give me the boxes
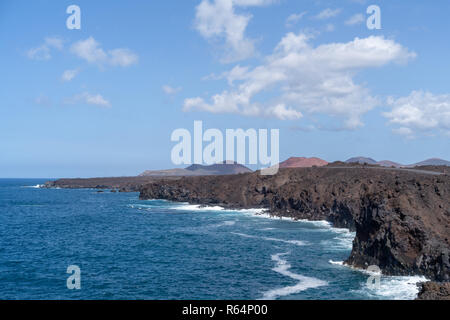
[39,166,450,299]
[137,167,450,297]
[138,198,427,299]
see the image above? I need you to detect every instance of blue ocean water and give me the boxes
[0,179,426,300]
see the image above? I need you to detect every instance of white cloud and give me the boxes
[27,46,51,61]
[194,0,276,63]
[314,8,341,20]
[61,69,79,82]
[184,33,415,128]
[384,91,450,136]
[65,92,111,108]
[71,37,107,63]
[70,37,138,67]
[109,48,139,67]
[325,23,335,32]
[27,37,64,60]
[44,37,64,50]
[286,12,307,27]
[162,85,182,95]
[233,0,276,5]
[266,104,302,120]
[345,13,365,26]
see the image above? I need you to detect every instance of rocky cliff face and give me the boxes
[417,281,450,300]
[139,167,450,282]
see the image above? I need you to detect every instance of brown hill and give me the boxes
[279,157,328,168]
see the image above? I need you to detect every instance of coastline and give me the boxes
[136,167,450,295]
[41,166,450,299]
[141,199,429,299]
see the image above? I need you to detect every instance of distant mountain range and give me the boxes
[139,157,450,177]
[278,156,450,169]
[139,161,252,177]
[345,157,450,167]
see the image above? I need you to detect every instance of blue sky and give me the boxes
[1,0,449,178]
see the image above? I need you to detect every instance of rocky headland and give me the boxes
[138,165,450,297]
[43,176,179,192]
[44,163,450,299]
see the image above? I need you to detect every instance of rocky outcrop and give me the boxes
[44,176,179,192]
[417,281,450,300]
[139,166,450,282]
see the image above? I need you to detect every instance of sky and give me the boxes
[1,0,450,178]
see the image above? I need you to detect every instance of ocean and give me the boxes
[0,179,427,300]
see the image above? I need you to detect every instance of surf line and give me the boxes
[182,304,216,318]
[262,252,328,299]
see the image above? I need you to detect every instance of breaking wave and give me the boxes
[231,232,307,246]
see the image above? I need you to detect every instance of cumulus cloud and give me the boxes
[384,91,450,136]
[61,69,79,82]
[345,13,365,26]
[194,0,276,63]
[285,12,307,27]
[65,92,111,108]
[314,8,341,20]
[266,104,302,120]
[162,85,182,95]
[184,33,416,128]
[27,37,64,60]
[70,37,138,67]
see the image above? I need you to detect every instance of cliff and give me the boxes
[44,176,178,192]
[417,281,450,300]
[139,166,450,282]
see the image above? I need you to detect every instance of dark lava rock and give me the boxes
[139,166,450,282]
[417,281,450,300]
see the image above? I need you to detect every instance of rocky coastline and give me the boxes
[45,165,450,299]
[138,166,450,298]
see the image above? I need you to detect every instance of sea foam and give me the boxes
[328,260,428,300]
[261,252,328,300]
[231,232,307,246]
[22,184,43,189]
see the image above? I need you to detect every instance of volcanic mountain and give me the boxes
[139,161,252,177]
[345,157,450,168]
[410,158,450,167]
[278,157,328,168]
[345,157,378,165]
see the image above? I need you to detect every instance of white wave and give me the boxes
[330,260,428,300]
[262,253,328,300]
[357,275,428,300]
[221,220,236,226]
[231,232,306,246]
[164,203,269,216]
[23,184,43,188]
[231,232,255,239]
[172,204,226,211]
[143,200,350,239]
[321,231,355,251]
[238,209,353,232]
